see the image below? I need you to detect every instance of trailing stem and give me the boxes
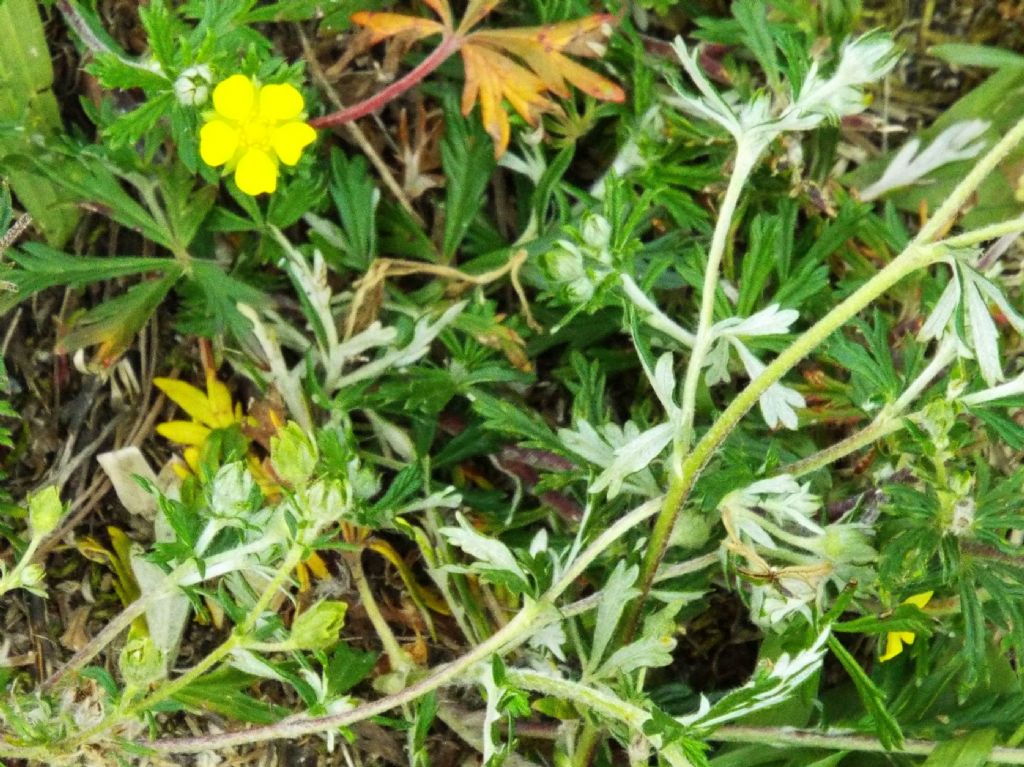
[625,112,1024,638]
[133,499,664,753]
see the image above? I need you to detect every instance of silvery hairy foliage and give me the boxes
[720,476,876,629]
[544,34,901,500]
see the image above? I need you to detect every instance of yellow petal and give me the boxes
[213,74,256,121]
[904,591,933,609]
[154,377,217,427]
[205,373,235,428]
[304,552,330,579]
[899,631,917,647]
[259,83,305,122]
[271,121,316,166]
[234,149,278,195]
[879,632,905,662]
[199,119,240,167]
[184,447,201,474]
[297,561,311,593]
[156,421,212,447]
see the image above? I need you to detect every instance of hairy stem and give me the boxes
[140,499,665,752]
[626,242,941,639]
[309,35,461,130]
[675,143,756,456]
[711,726,1024,764]
[629,112,1024,637]
[347,550,412,673]
[785,336,958,478]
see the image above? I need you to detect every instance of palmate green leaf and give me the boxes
[441,97,496,262]
[959,562,988,692]
[57,273,179,362]
[470,391,565,455]
[159,163,217,249]
[103,93,175,151]
[326,642,378,697]
[826,635,903,749]
[0,245,179,313]
[968,406,1024,451]
[88,54,170,92]
[138,0,184,68]
[175,260,266,343]
[324,149,377,270]
[732,0,782,92]
[922,729,997,766]
[737,213,782,316]
[27,151,174,249]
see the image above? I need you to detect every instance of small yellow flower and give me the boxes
[155,371,243,477]
[199,74,316,196]
[879,590,933,662]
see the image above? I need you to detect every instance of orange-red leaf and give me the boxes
[461,43,555,156]
[482,15,616,58]
[350,11,445,44]
[459,0,502,32]
[420,0,454,27]
[351,5,623,158]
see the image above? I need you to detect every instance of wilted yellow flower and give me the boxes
[199,75,316,195]
[879,591,933,662]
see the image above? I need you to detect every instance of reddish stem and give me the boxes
[309,34,462,130]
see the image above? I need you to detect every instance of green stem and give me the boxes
[939,214,1024,249]
[141,499,666,753]
[572,723,603,767]
[626,113,1024,637]
[675,143,756,456]
[786,337,957,478]
[913,117,1024,246]
[147,600,545,753]
[67,543,308,750]
[710,725,1024,764]
[347,550,412,673]
[626,241,942,639]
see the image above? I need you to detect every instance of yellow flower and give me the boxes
[199,74,316,196]
[155,371,243,477]
[879,591,933,662]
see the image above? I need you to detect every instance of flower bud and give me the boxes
[580,214,612,250]
[119,634,166,687]
[289,600,348,650]
[28,486,63,538]
[210,462,257,519]
[545,244,585,284]
[271,422,319,487]
[19,563,45,590]
[305,479,348,525]
[173,64,212,107]
[819,524,876,565]
[670,508,712,550]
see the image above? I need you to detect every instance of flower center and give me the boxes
[241,120,272,149]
